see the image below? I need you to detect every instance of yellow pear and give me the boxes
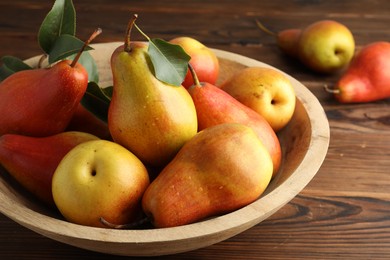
[220,67,296,132]
[108,16,198,167]
[52,140,150,228]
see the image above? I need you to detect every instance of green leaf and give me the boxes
[0,56,32,82]
[148,38,191,86]
[1,56,32,71]
[80,82,111,122]
[48,34,92,64]
[101,86,113,99]
[0,64,15,82]
[38,0,76,54]
[68,51,99,83]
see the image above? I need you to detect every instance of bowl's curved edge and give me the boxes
[0,43,330,257]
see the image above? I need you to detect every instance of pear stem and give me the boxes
[37,54,48,68]
[124,14,138,52]
[188,63,201,87]
[99,216,149,229]
[324,84,341,94]
[255,19,277,37]
[70,28,102,68]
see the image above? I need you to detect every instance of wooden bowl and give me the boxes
[0,42,330,256]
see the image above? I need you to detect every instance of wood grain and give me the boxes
[1,0,390,259]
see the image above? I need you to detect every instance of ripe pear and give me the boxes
[256,20,301,58]
[52,140,150,228]
[257,19,355,73]
[187,68,281,176]
[108,16,198,167]
[275,29,301,58]
[0,29,101,137]
[0,60,88,137]
[220,67,296,132]
[327,41,390,103]
[169,36,219,88]
[142,123,273,228]
[0,131,99,208]
[66,104,112,140]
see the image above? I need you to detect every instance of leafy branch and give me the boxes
[0,0,98,83]
[0,2,191,123]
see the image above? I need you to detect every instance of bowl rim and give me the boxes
[0,43,330,255]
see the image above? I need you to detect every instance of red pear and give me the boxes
[276,28,301,58]
[66,104,111,140]
[0,28,101,137]
[187,66,282,176]
[328,41,390,103]
[169,36,219,88]
[256,19,301,58]
[142,123,273,228]
[0,60,88,137]
[0,131,99,208]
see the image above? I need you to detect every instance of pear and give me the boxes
[276,29,302,58]
[257,20,301,58]
[169,36,219,88]
[142,123,273,228]
[0,60,88,137]
[52,140,150,228]
[0,131,99,208]
[108,15,198,167]
[0,29,101,137]
[326,41,390,103]
[257,19,355,73]
[187,67,282,176]
[219,67,296,132]
[66,103,112,140]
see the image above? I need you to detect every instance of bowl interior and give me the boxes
[0,42,329,256]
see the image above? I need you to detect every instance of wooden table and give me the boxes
[1,0,389,259]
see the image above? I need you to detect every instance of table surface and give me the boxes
[1,0,390,259]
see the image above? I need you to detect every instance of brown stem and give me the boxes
[99,216,149,229]
[188,63,201,87]
[70,28,102,68]
[324,84,341,94]
[124,14,138,53]
[37,54,48,68]
[255,19,277,37]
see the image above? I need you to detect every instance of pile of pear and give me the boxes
[257,19,390,103]
[0,34,296,229]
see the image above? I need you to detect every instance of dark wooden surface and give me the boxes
[1,0,390,259]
